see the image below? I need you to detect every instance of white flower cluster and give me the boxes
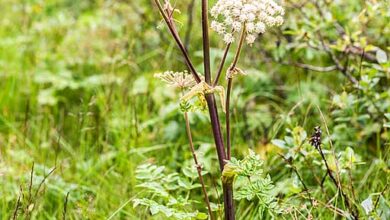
[154,71,197,89]
[211,0,284,44]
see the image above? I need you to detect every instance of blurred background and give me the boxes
[0,0,389,219]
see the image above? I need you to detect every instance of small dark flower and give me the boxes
[309,126,322,149]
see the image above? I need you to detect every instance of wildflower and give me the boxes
[211,21,225,34]
[211,0,284,44]
[246,34,257,44]
[181,81,226,112]
[154,70,196,89]
[309,126,322,149]
[223,33,235,43]
[227,66,247,79]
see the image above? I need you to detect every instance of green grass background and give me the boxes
[0,0,388,219]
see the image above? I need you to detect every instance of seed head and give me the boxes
[154,71,196,89]
[309,126,322,149]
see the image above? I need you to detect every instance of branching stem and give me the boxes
[213,43,231,86]
[154,0,201,83]
[201,0,211,84]
[226,26,246,160]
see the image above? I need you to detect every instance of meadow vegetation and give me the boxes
[0,0,389,219]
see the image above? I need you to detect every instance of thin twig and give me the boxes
[213,43,231,86]
[33,166,56,199]
[25,166,57,219]
[279,154,314,206]
[201,0,211,84]
[226,26,246,160]
[28,162,34,202]
[63,191,70,220]
[184,110,214,220]
[13,186,23,220]
[311,1,358,85]
[374,183,388,210]
[25,163,35,219]
[347,162,356,202]
[316,105,359,219]
[309,198,348,217]
[284,62,337,72]
[230,27,246,69]
[154,0,201,83]
[226,78,234,160]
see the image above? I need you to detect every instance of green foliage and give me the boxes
[224,151,280,218]
[133,164,208,220]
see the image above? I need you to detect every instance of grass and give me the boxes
[0,0,389,219]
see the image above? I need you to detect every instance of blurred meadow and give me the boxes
[0,0,389,219]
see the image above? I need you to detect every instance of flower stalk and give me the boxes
[201,1,235,219]
[226,26,246,160]
[213,43,231,87]
[202,0,212,84]
[183,110,214,220]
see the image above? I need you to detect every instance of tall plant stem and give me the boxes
[156,0,235,218]
[203,94,235,220]
[226,27,246,160]
[201,0,211,84]
[226,79,233,160]
[201,1,235,219]
[183,111,214,220]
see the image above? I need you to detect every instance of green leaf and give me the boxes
[163,121,180,141]
[271,139,287,149]
[196,212,208,219]
[361,196,374,215]
[177,178,200,190]
[376,48,388,63]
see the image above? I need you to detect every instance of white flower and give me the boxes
[211,0,284,44]
[232,21,242,31]
[225,16,233,25]
[211,21,225,34]
[247,13,256,22]
[246,22,255,32]
[246,34,257,44]
[275,16,284,26]
[232,8,241,16]
[223,33,235,43]
[154,71,196,89]
[239,14,248,22]
[255,22,266,33]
